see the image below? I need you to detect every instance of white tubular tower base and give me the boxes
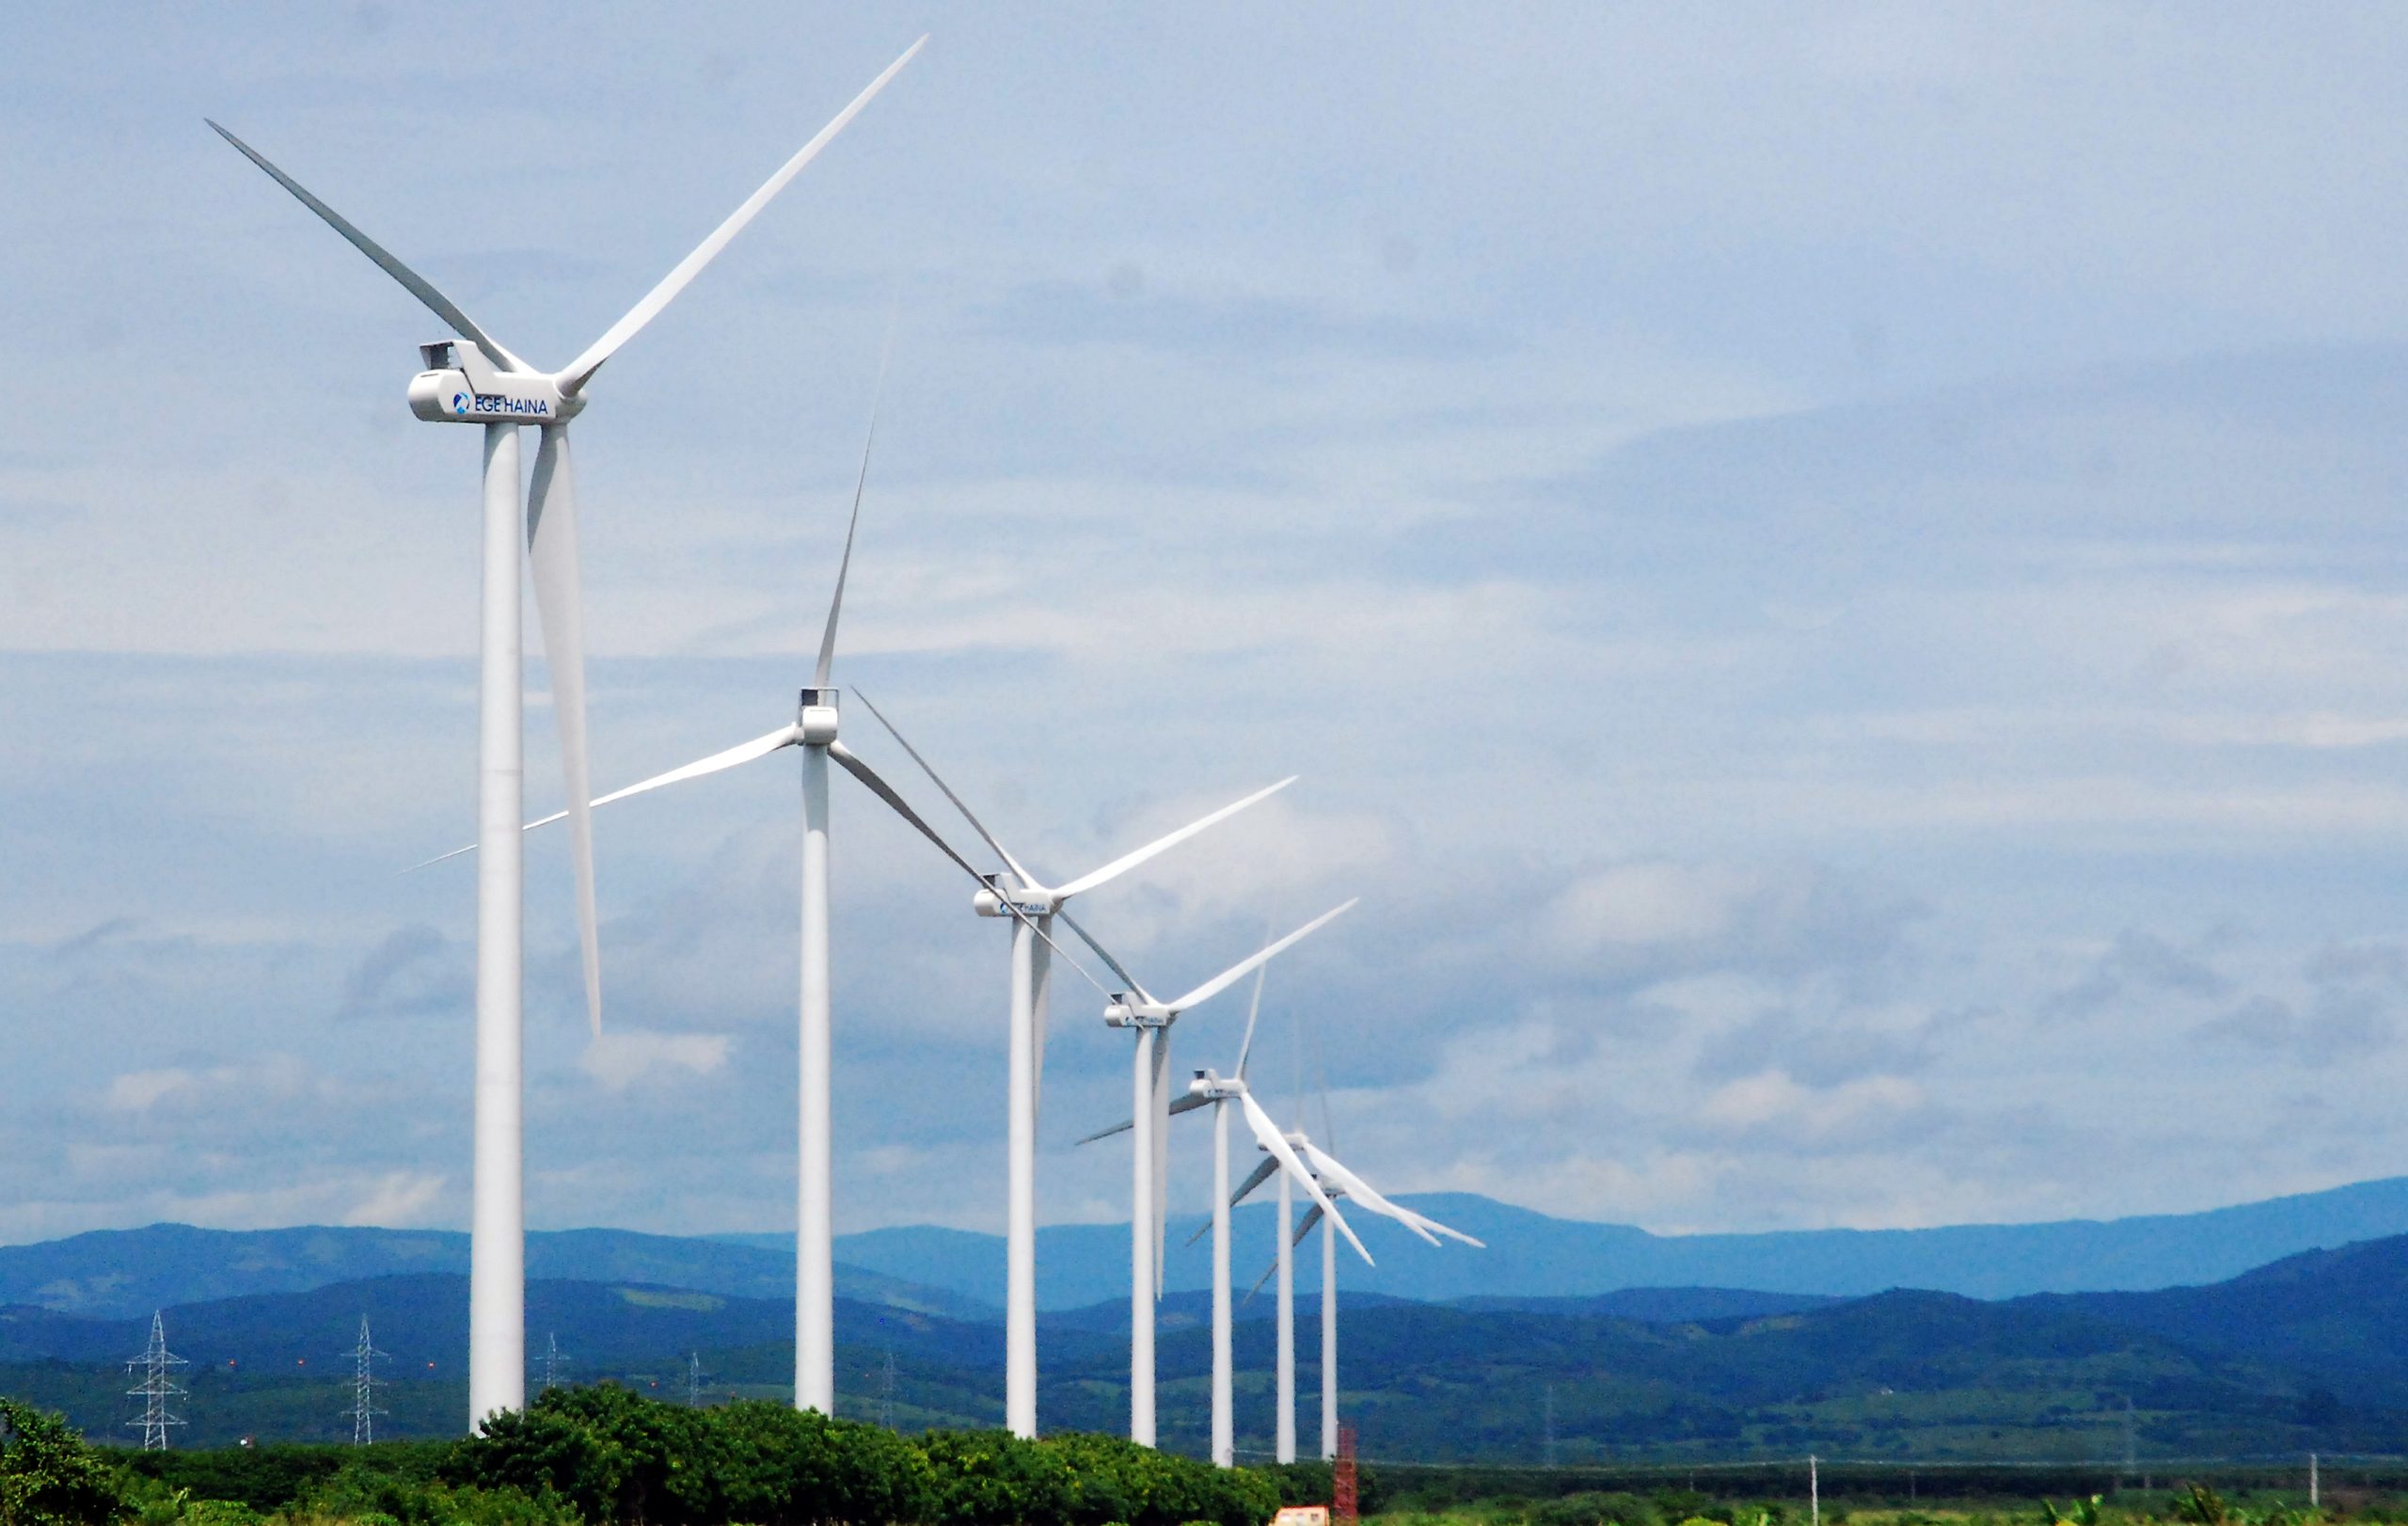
[1275,1166,1295,1464]
[468,421,526,1434]
[1211,1101,1233,1467]
[797,743,834,1411]
[1006,917,1039,1438]
[1131,1027,1157,1445]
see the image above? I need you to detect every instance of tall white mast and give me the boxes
[469,421,526,1426]
[1275,1165,1295,1464]
[1321,1208,1339,1459]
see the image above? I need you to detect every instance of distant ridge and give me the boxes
[9,1231,2408,1454]
[10,1176,2408,1316]
[832,1176,2408,1309]
[0,1224,990,1323]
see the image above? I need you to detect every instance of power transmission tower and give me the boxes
[2122,1394,2137,1478]
[688,1352,704,1408]
[541,1332,567,1393]
[344,1316,388,1445]
[1542,1383,1558,1469]
[877,1346,896,1429]
[124,1311,188,1452]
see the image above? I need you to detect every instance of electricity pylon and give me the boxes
[344,1316,389,1445]
[124,1311,188,1452]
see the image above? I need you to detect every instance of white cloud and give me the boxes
[105,1069,197,1113]
[578,1029,735,1093]
[342,1171,448,1228]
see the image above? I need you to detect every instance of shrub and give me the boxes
[0,1398,129,1526]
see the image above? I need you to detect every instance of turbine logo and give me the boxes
[449,390,551,419]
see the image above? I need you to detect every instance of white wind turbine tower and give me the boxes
[210,39,925,1430]
[859,699,1292,1439]
[1069,899,1362,1447]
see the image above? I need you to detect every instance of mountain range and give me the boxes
[8,1232,2408,1458]
[15,1175,2408,1320]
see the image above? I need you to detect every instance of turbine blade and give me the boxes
[206,120,525,373]
[1322,1197,1371,1267]
[1244,1256,1275,1306]
[1398,1207,1486,1248]
[1294,1202,1325,1248]
[1229,1154,1280,1210]
[1237,962,1267,1079]
[528,423,600,1036]
[815,315,895,689]
[408,723,800,870]
[593,724,804,807]
[1167,898,1357,1014]
[1057,910,1152,1005]
[1077,1096,1206,1148]
[826,743,1107,999]
[555,38,927,392]
[1053,777,1296,902]
[1239,1093,1371,1266]
[848,689,1035,885]
[1300,1141,1439,1247]
[826,741,985,887]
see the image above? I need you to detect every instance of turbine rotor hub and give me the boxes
[796,688,840,746]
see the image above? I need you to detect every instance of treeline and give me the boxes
[6,1387,1320,1526]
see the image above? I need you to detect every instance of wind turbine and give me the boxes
[1242,1121,1482,1454]
[1069,900,1361,1447]
[210,39,925,1431]
[858,698,1293,1439]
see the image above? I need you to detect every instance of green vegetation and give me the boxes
[5,1386,1285,1525]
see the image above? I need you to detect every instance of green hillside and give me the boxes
[10,1233,2408,1460]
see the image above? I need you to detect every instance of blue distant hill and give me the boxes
[829,1176,2408,1309]
[10,1231,2408,1455]
[10,1176,2408,1317]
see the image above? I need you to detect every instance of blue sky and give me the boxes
[8,4,2408,1246]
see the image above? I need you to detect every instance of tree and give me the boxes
[0,1398,129,1526]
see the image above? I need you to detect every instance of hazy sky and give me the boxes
[9,4,2408,1247]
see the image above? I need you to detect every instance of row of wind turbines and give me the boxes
[210,37,1480,1464]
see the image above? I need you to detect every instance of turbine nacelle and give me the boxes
[1190,1067,1245,1101]
[973,872,1060,920]
[406,342,581,424]
[796,688,841,746]
[1105,995,1173,1028]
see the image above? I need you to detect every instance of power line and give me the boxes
[343,1315,388,1445]
[124,1311,188,1453]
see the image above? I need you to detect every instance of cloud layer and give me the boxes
[7,7,2408,1247]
